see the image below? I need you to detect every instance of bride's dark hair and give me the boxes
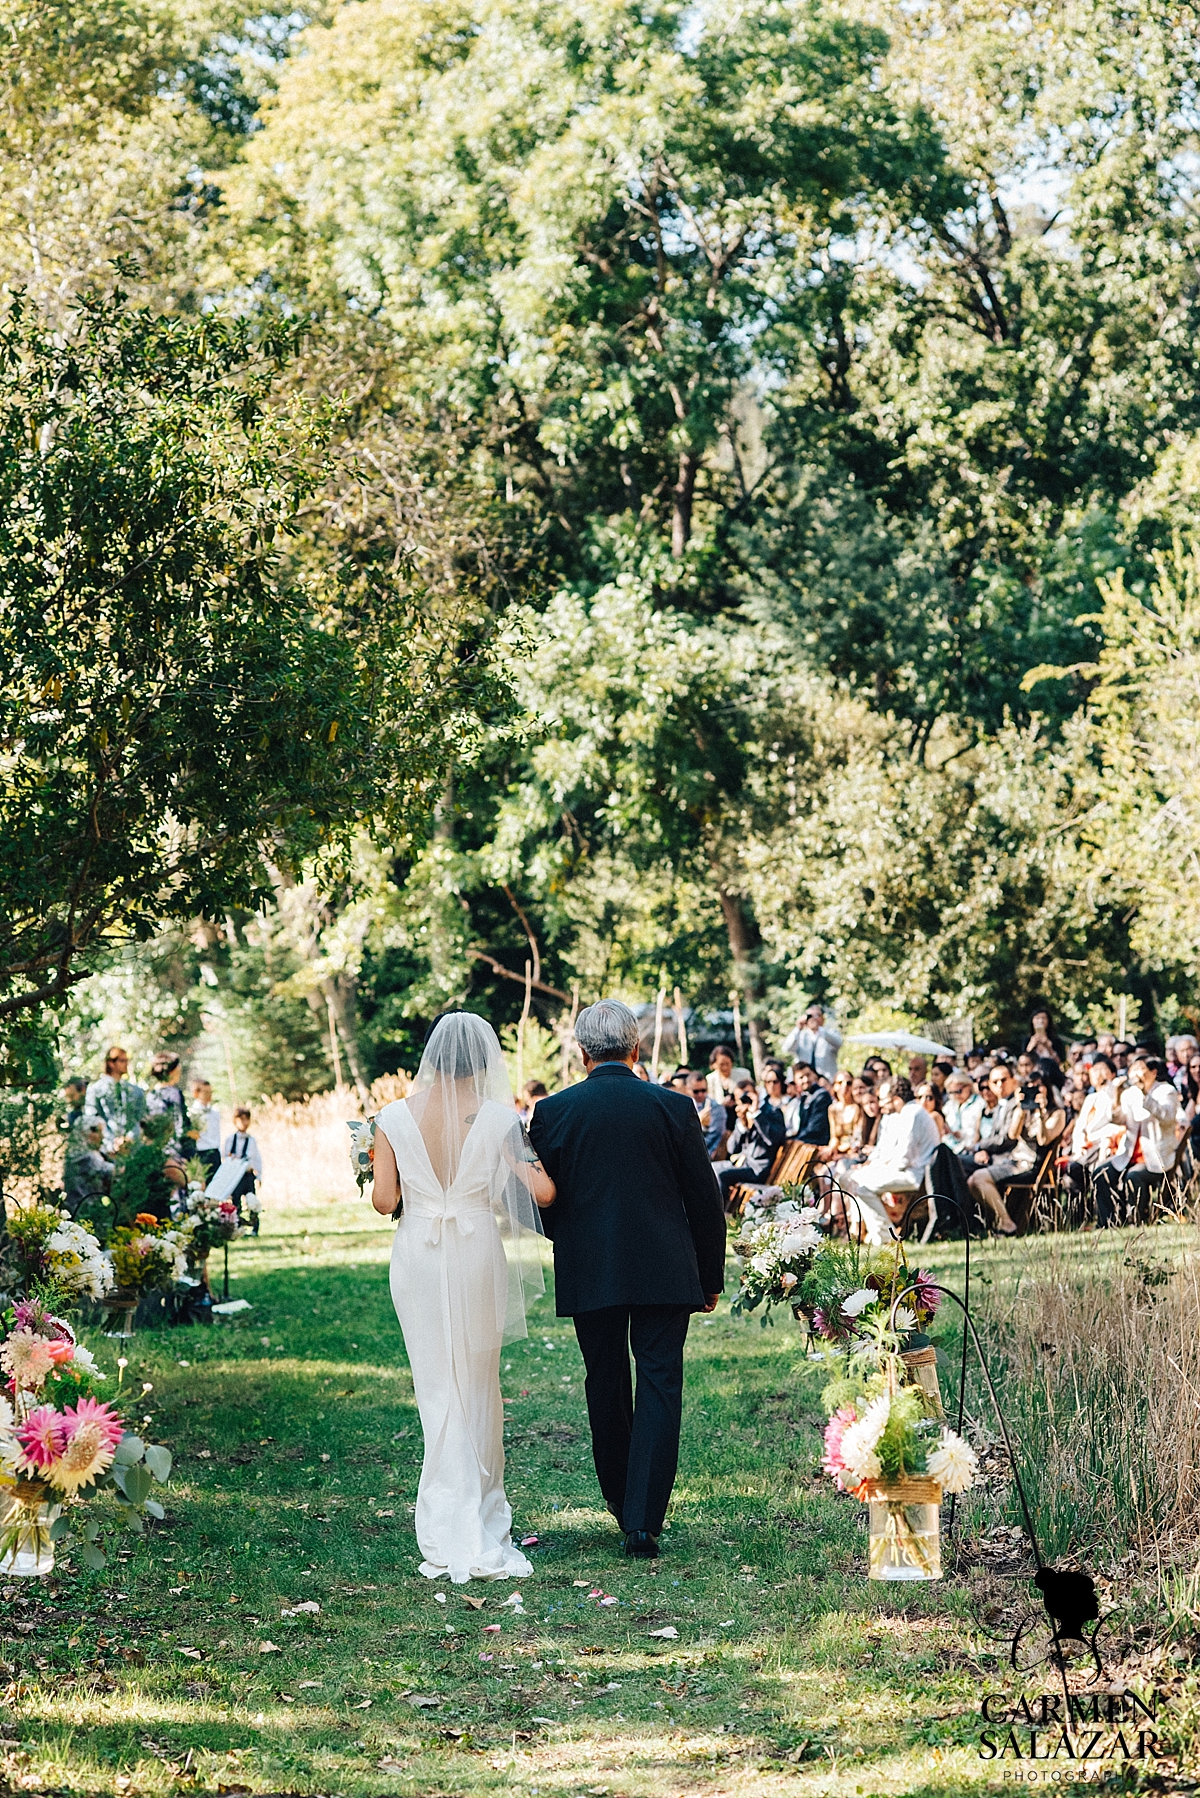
[424,1010,493,1079]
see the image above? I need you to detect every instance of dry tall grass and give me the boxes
[976,1225,1200,1562]
[252,1076,410,1212]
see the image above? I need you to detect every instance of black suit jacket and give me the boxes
[788,1087,832,1145]
[528,1064,726,1316]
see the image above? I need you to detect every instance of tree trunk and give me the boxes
[321,972,370,1102]
[715,881,767,1078]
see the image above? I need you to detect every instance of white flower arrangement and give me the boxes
[43,1218,114,1300]
[732,1209,827,1323]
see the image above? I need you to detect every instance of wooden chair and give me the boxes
[725,1141,819,1218]
[1001,1135,1064,1234]
[1157,1120,1195,1217]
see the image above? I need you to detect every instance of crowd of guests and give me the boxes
[60,1044,263,1228]
[517,1003,1197,1241]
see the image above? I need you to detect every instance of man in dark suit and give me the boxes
[529,998,725,1559]
[785,1062,832,1144]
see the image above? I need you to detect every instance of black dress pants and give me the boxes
[572,1304,692,1537]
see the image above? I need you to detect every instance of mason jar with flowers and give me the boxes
[104,1216,190,1335]
[172,1181,241,1288]
[4,1205,113,1309]
[821,1360,978,1581]
[0,1299,171,1576]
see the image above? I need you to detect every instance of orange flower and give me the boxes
[133,1213,160,1230]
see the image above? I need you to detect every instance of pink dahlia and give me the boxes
[821,1405,858,1481]
[16,1403,67,1469]
[913,1271,942,1317]
[61,1396,125,1449]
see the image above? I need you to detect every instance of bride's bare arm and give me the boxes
[371,1125,402,1215]
[503,1132,556,1209]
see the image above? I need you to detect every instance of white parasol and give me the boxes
[845,1030,957,1058]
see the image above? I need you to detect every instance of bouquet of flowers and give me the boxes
[821,1372,978,1500]
[1,1299,171,1574]
[347,1118,375,1192]
[5,1205,114,1306]
[795,1242,941,1350]
[108,1217,190,1295]
[172,1181,241,1265]
[731,1207,825,1323]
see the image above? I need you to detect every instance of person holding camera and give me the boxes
[713,1076,786,1211]
[967,1067,1064,1233]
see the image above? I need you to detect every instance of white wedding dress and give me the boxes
[375,1018,544,1584]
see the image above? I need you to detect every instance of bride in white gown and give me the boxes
[370,1012,555,1583]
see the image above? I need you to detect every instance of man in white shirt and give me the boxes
[846,1077,939,1243]
[780,1005,842,1084]
[1094,1056,1183,1225]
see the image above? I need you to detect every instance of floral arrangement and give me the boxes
[108,1216,189,1295]
[794,1242,941,1350]
[1,1299,171,1572]
[172,1181,241,1264]
[347,1118,375,1192]
[5,1205,114,1305]
[821,1367,978,1500]
[731,1207,825,1323]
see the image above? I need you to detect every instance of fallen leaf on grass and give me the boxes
[297,1680,323,1689]
[258,1642,282,1655]
[280,1601,320,1616]
[376,1508,395,1517]
[350,1699,372,1709]
[573,1580,590,1588]
[647,1627,678,1639]
[377,1758,407,1774]
[530,1716,558,1725]
[177,1647,202,1660]
[463,1597,486,1610]
[401,1692,442,1708]
[278,1694,294,1704]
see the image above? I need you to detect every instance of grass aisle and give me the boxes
[3,1205,1094,1798]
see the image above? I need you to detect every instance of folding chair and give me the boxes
[725,1141,819,1219]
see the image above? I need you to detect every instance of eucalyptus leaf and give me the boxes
[113,1435,145,1466]
[80,1542,107,1570]
[143,1445,172,1483]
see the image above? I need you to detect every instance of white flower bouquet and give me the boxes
[347,1118,375,1192]
[822,1374,977,1500]
[731,1209,825,1323]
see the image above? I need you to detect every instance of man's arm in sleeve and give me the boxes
[675,1103,726,1295]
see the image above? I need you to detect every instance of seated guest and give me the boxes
[916,1082,948,1139]
[863,1055,892,1083]
[1182,1051,1200,1126]
[784,1062,832,1145]
[929,1060,955,1094]
[1061,1055,1122,1202]
[963,1064,1024,1233]
[688,1070,724,1155]
[965,1049,986,1078]
[968,1069,1064,1233]
[1026,1006,1066,1071]
[761,1064,789,1110]
[908,1053,928,1089]
[1094,1056,1183,1225]
[844,1077,939,1243]
[712,1078,786,1210]
[818,1071,861,1163]
[943,1071,984,1152]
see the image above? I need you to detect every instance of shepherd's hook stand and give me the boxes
[890,1279,1104,1708]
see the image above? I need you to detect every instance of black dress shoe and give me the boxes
[625,1529,659,1558]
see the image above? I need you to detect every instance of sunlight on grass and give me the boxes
[3,1189,1194,1795]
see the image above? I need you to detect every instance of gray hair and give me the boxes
[575,998,639,1063]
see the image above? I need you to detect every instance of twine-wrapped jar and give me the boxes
[862,1475,943,1581]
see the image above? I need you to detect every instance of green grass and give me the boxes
[1,1204,1192,1796]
